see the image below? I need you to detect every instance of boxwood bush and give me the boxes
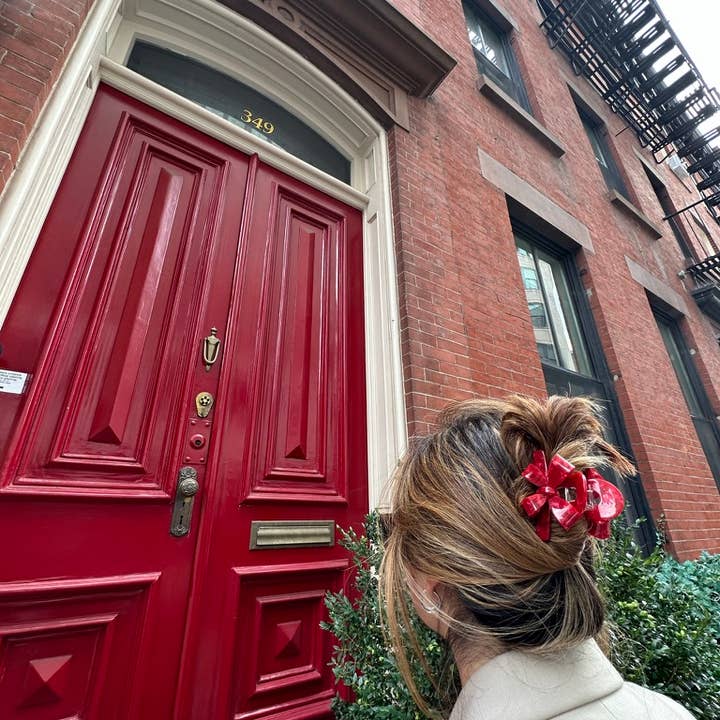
[598,525,720,719]
[323,513,720,720]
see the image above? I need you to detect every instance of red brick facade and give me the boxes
[2,0,720,558]
[388,0,720,558]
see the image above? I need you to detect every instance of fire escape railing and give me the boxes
[687,255,720,288]
[686,253,720,323]
[538,0,720,220]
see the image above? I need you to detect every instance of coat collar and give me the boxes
[449,639,623,720]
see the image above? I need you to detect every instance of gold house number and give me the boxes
[241,109,275,134]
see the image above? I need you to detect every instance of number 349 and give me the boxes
[241,109,275,134]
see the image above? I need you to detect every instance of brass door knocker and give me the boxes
[202,327,221,371]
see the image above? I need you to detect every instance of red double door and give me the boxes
[0,85,367,719]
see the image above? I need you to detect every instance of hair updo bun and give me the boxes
[500,394,635,480]
[380,395,635,714]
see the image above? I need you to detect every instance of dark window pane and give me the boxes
[462,2,510,76]
[656,318,703,417]
[655,313,720,488]
[127,41,351,183]
[579,112,629,199]
[461,1,530,111]
[537,342,558,363]
[693,418,720,484]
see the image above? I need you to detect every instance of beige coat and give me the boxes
[449,639,695,720]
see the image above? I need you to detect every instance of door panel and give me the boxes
[177,166,366,720]
[0,83,368,720]
[248,186,352,502]
[0,86,252,718]
[228,561,346,720]
[5,112,232,497]
[0,574,158,719]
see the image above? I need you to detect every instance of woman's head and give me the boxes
[380,395,634,709]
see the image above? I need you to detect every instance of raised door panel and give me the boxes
[178,164,366,720]
[2,92,231,498]
[0,573,159,720]
[243,177,363,505]
[229,561,347,720]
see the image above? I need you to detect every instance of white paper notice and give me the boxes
[0,369,29,395]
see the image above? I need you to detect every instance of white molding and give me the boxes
[0,0,122,331]
[0,0,406,508]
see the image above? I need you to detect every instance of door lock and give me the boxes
[170,467,200,537]
[195,391,214,418]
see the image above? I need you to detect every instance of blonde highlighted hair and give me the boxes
[380,395,634,715]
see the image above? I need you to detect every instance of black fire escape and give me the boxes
[538,0,720,322]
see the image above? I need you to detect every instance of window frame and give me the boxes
[641,164,697,264]
[462,0,531,112]
[513,220,657,550]
[576,107,630,200]
[516,238,592,375]
[654,308,720,490]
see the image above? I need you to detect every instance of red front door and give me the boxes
[0,85,367,719]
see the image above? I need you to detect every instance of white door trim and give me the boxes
[0,0,405,507]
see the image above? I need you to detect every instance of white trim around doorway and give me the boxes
[0,0,405,507]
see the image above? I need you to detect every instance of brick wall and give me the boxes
[388,0,720,558]
[0,0,92,192]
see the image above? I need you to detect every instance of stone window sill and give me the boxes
[609,190,663,239]
[477,73,566,158]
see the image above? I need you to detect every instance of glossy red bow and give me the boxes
[521,451,588,542]
[584,468,625,539]
[520,451,624,541]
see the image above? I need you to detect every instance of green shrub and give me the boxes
[323,513,720,719]
[597,525,720,719]
[321,513,457,719]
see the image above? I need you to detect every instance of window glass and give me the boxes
[578,110,630,199]
[461,1,531,112]
[127,41,351,183]
[520,264,539,290]
[516,239,592,375]
[656,317,703,417]
[582,117,610,168]
[514,226,657,550]
[528,301,549,328]
[655,313,720,487]
[463,4,510,76]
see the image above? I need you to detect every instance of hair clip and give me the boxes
[520,450,624,542]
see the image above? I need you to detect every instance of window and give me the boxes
[127,41,351,182]
[655,311,720,489]
[516,239,591,375]
[577,109,630,199]
[641,165,696,263]
[462,1,530,111]
[513,222,656,550]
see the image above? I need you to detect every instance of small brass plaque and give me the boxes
[250,520,335,550]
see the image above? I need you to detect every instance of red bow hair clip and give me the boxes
[520,450,624,542]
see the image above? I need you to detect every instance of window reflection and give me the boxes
[515,238,591,376]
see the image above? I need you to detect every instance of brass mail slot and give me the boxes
[249,520,336,550]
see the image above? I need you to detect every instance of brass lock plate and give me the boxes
[170,466,200,537]
[183,419,211,465]
[195,391,214,418]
